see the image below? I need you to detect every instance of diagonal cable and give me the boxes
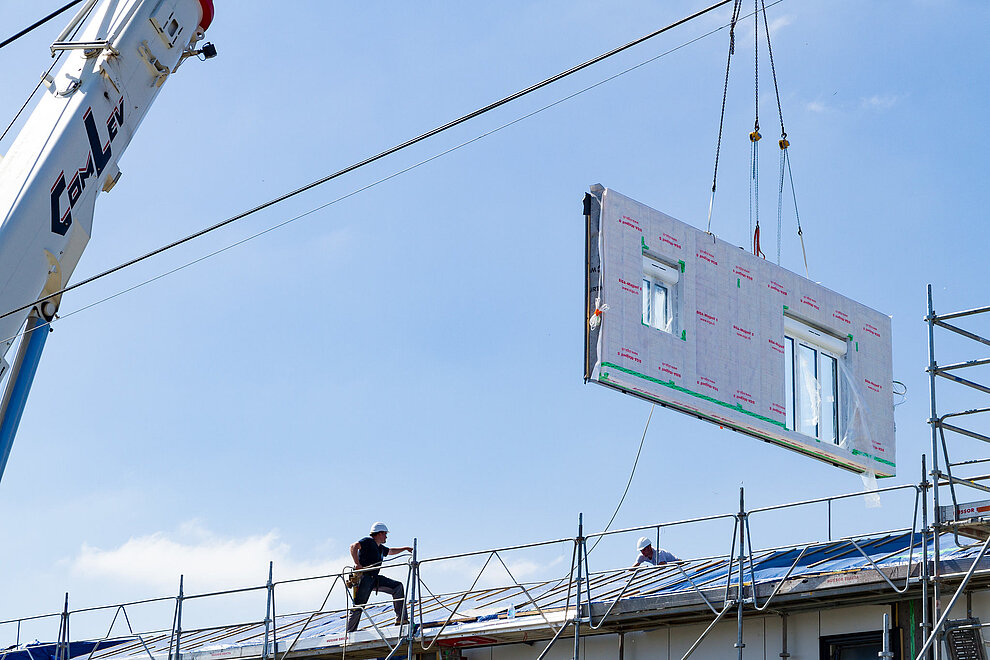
[0,0,736,325]
[0,1,87,51]
[0,3,790,349]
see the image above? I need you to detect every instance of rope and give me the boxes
[749,133,761,253]
[784,149,809,277]
[758,0,804,272]
[588,405,654,554]
[748,142,754,239]
[749,0,763,257]
[776,143,784,264]
[707,0,744,233]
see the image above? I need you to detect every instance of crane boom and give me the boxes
[0,0,215,481]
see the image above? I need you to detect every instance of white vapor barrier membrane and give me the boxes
[584,186,895,476]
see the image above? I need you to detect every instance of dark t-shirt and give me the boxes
[357,536,389,576]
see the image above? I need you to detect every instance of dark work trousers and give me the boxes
[346,574,406,632]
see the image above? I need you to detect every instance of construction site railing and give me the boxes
[0,477,948,660]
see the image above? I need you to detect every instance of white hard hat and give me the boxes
[370,522,389,534]
[637,536,652,551]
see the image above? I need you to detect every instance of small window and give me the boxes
[784,315,846,444]
[642,255,678,334]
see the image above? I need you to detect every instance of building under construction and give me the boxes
[3,290,989,660]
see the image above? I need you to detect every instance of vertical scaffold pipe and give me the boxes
[921,454,931,653]
[574,513,584,660]
[926,284,942,660]
[736,488,746,659]
[915,533,990,660]
[779,612,789,659]
[262,562,273,660]
[407,538,418,660]
[881,612,894,659]
[57,593,69,660]
[174,576,184,660]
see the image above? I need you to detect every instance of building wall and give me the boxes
[458,599,963,659]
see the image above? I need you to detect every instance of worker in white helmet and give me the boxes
[633,535,679,567]
[346,522,414,632]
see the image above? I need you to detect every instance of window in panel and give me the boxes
[641,255,679,334]
[783,315,847,444]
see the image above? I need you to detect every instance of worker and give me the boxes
[346,522,413,632]
[634,536,679,567]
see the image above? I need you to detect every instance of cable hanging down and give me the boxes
[757,0,808,276]
[706,0,744,234]
[707,0,806,275]
[749,0,763,257]
[588,405,655,555]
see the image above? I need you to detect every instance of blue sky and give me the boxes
[1,0,989,638]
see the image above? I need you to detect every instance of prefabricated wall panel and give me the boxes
[584,186,895,476]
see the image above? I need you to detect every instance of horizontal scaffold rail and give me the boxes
[6,482,979,660]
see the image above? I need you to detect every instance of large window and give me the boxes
[784,316,847,444]
[642,255,679,334]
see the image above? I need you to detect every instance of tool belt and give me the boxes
[345,570,362,589]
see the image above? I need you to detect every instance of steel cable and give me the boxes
[0,0,736,326]
[0,0,87,51]
[0,1,95,144]
[0,2,790,349]
[706,0,744,233]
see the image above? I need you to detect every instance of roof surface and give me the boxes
[17,531,978,660]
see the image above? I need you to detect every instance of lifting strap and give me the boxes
[758,0,809,276]
[708,0,807,276]
[750,0,761,256]
[706,0,744,234]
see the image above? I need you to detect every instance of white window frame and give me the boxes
[783,315,846,444]
[642,255,679,334]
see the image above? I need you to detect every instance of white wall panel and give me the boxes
[585,186,895,476]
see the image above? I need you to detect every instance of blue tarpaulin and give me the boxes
[2,640,126,660]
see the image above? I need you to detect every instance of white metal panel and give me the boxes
[0,0,208,361]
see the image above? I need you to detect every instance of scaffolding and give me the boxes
[1,479,956,660]
[919,285,990,660]
[7,290,990,659]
